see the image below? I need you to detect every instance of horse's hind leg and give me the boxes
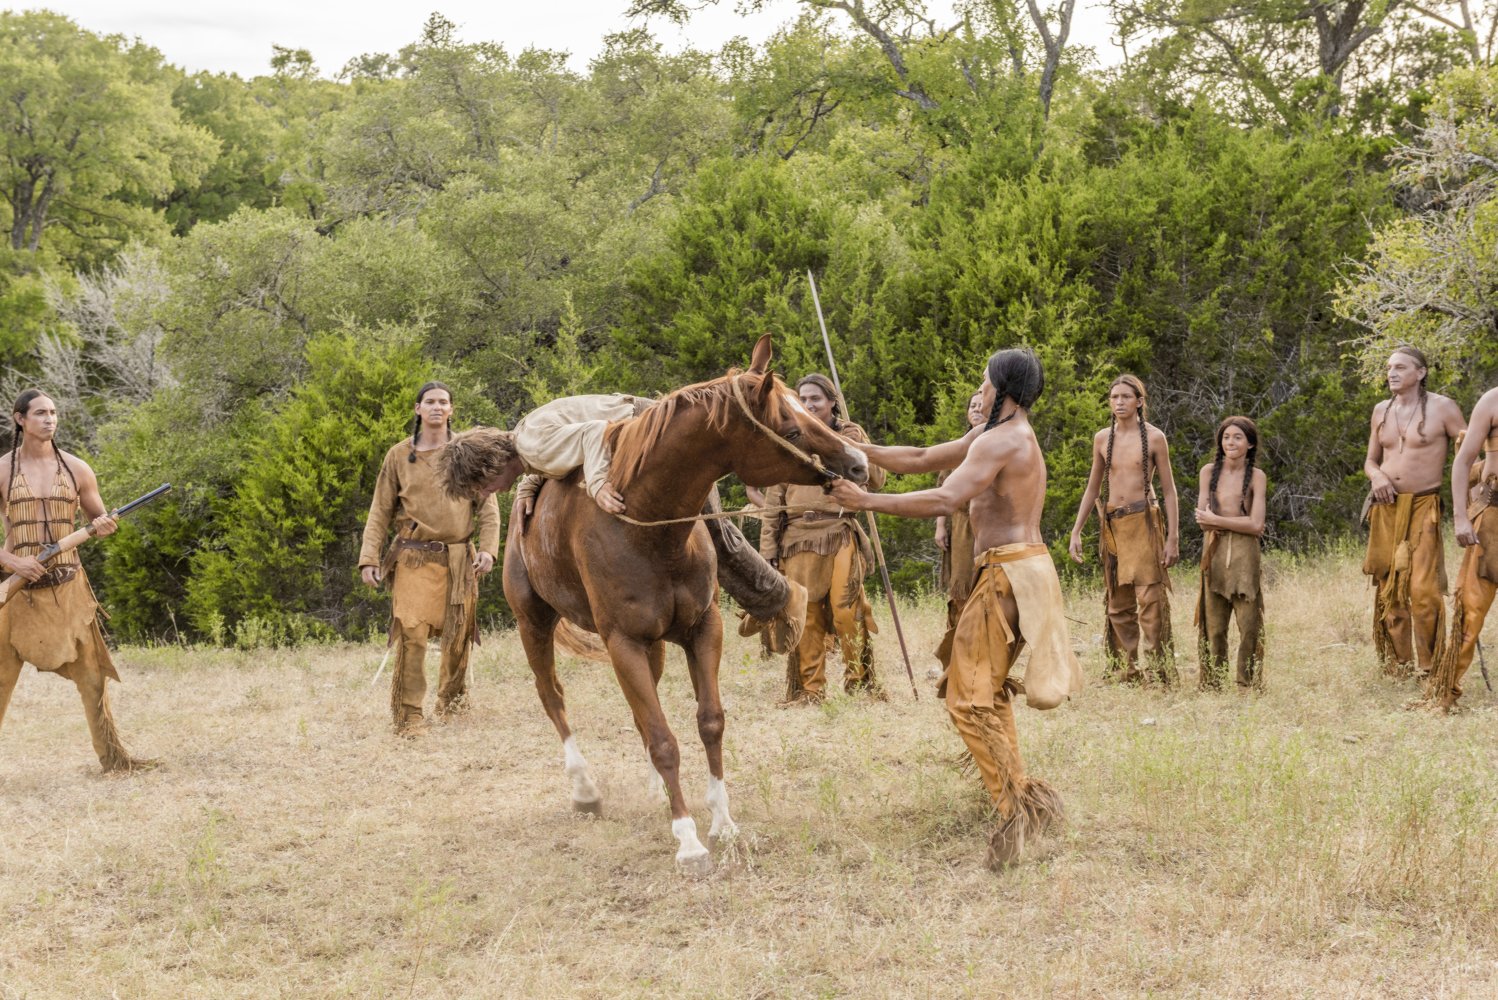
[608,633,710,874]
[514,594,602,814]
[684,607,737,842]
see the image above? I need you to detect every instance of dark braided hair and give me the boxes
[408,381,453,462]
[1376,345,1430,442]
[983,348,1044,429]
[1207,416,1258,515]
[1103,375,1149,504]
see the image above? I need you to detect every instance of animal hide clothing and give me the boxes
[1194,529,1265,691]
[943,543,1070,866]
[511,394,644,499]
[1363,490,1446,678]
[1099,501,1175,685]
[0,466,144,770]
[1421,478,1498,709]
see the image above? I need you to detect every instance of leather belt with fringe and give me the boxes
[23,564,79,591]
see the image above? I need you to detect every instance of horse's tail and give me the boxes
[553,618,611,663]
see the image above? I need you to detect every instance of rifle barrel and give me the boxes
[111,483,172,519]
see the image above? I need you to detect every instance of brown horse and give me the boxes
[506,335,868,873]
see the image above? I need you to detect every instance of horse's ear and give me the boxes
[748,334,774,374]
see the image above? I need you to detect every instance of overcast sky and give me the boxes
[17,1,1126,78]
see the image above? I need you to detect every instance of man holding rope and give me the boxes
[829,349,1082,868]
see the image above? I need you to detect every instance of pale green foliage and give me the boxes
[0,11,216,265]
[1338,65,1498,383]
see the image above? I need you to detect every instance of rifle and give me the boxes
[0,483,172,607]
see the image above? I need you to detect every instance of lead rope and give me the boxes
[608,375,844,528]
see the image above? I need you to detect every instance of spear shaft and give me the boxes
[807,270,918,699]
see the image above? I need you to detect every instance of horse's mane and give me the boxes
[606,368,784,490]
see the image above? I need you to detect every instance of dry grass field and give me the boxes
[3,546,1497,999]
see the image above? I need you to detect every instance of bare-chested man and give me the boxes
[1421,384,1498,711]
[1067,375,1180,686]
[1361,346,1465,680]
[829,349,1082,870]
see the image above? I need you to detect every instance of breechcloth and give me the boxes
[781,530,879,699]
[1424,478,1498,708]
[385,537,479,725]
[1099,501,1175,685]
[0,468,140,770]
[1194,530,1265,691]
[1363,489,1446,678]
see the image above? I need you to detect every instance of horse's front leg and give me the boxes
[607,632,711,875]
[684,607,737,843]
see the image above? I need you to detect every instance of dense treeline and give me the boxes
[3,5,1496,644]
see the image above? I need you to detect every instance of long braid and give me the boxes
[1241,446,1256,515]
[1103,417,1116,505]
[1207,452,1224,515]
[1417,382,1428,439]
[407,413,422,463]
[1138,406,1150,497]
[55,440,77,493]
[8,425,20,499]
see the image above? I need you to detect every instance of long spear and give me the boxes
[807,270,918,699]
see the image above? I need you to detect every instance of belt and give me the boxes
[23,564,79,591]
[792,511,855,523]
[1106,499,1155,520]
[395,538,448,553]
[976,543,1050,567]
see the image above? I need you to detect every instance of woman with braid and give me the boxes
[0,390,154,771]
[1361,346,1464,682]
[1193,417,1268,691]
[360,382,501,734]
[1068,375,1181,686]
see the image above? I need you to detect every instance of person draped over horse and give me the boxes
[436,335,866,874]
[440,387,809,647]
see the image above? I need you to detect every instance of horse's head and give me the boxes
[731,335,869,488]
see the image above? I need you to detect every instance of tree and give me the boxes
[1338,64,1498,383]
[0,11,214,266]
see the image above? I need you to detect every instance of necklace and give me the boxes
[1392,399,1417,452]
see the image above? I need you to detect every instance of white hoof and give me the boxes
[676,850,714,877]
[672,816,712,876]
[563,736,603,813]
